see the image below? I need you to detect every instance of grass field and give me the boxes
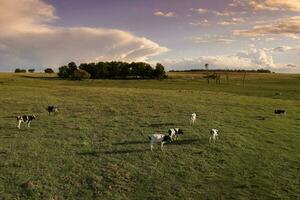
[0,72,299,199]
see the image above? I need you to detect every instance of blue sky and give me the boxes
[0,0,299,72]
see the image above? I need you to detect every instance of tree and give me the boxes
[68,62,77,73]
[205,63,209,71]
[204,63,209,84]
[28,69,35,73]
[154,63,166,79]
[72,69,91,80]
[15,68,26,73]
[44,68,54,73]
[58,65,69,78]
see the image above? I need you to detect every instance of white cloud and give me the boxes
[189,20,209,26]
[213,11,235,16]
[218,17,245,25]
[249,0,300,12]
[273,46,300,52]
[234,16,300,38]
[154,11,175,17]
[190,8,209,14]
[191,35,235,44]
[230,0,300,12]
[0,0,168,69]
[160,48,276,71]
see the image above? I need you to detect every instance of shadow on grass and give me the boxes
[77,151,99,157]
[18,75,60,81]
[168,138,201,145]
[103,149,148,154]
[113,141,148,145]
[253,115,270,120]
[149,123,175,127]
[114,138,202,146]
[0,151,7,154]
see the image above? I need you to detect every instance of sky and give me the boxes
[0,0,300,72]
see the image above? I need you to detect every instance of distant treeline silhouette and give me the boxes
[169,69,272,73]
[58,61,167,80]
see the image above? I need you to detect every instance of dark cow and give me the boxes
[274,109,286,115]
[47,106,58,115]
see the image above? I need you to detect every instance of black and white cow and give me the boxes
[148,134,172,151]
[168,128,184,141]
[17,115,36,129]
[47,106,58,115]
[274,109,286,116]
[209,129,219,143]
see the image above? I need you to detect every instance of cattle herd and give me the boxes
[16,106,286,151]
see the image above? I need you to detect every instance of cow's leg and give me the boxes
[17,120,21,129]
[161,142,165,150]
[27,121,31,128]
[150,142,154,151]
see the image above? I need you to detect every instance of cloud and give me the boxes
[213,11,235,16]
[273,46,300,52]
[160,48,275,71]
[191,35,234,44]
[154,11,175,17]
[190,8,209,14]
[234,16,300,38]
[218,17,245,25]
[249,0,300,12]
[229,0,300,12]
[189,20,209,26]
[0,0,168,69]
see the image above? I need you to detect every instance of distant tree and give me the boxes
[205,63,209,84]
[28,69,35,73]
[119,62,130,78]
[44,68,54,73]
[154,63,166,79]
[58,65,69,78]
[15,68,21,73]
[15,68,26,73]
[205,63,209,71]
[72,69,91,80]
[68,62,77,73]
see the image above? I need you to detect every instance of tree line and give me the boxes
[14,68,54,73]
[58,61,167,80]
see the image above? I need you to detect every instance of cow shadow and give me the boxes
[168,138,202,145]
[18,75,60,81]
[149,123,175,127]
[113,141,148,145]
[102,149,148,154]
[253,115,269,120]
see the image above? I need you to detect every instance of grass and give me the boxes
[0,72,299,199]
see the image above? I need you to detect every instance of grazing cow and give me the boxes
[47,106,58,115]
[274,109,286,116]
[17,115,36,129]
[168,128,184,141]
[148,134,172,151]
[209,129,219,143]
[190,113,197,125]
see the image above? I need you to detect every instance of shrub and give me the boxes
[15,68,26,73]
[72,69,91,80]
[28,69,35,73]
[44,68,54,73]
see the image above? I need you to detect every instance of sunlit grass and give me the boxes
[0,72,299,199]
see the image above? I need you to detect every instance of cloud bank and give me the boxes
[0,0,168,69]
